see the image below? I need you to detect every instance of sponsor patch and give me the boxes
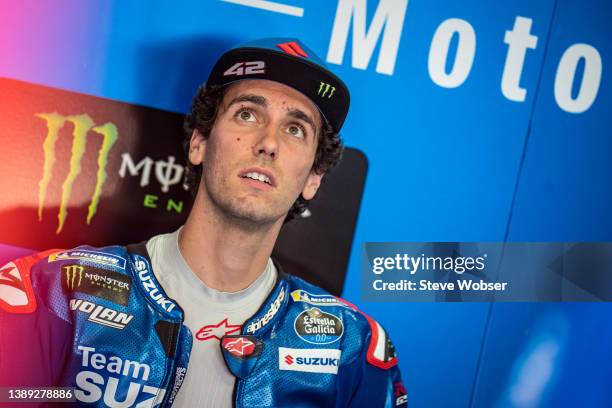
[278,347,341,375]
[49,250,127,269]
[394,381,408,406]
[62,264,132,306]
[75,345,166,406]
[222,335,263,359]
[134,258,176,313]
[294,307,344,345]
[195,318,241,341]
[246,286,285,334]
[168,367,187,404]
[290,290,344,307]
[70,299,133,329]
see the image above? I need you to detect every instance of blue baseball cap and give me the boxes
[206,38,350,133]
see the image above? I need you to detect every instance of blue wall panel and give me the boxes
[1,1,610,406]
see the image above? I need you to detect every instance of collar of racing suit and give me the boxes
[129,240,290,382]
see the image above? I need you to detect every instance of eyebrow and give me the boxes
[226,94,267,110]
[287,109,317,136]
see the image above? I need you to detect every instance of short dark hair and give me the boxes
[183,83,344,221]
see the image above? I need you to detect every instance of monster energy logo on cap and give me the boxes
[36,113,119,234]
[317,82,335,98]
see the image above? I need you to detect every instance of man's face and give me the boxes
[189,79,323,225]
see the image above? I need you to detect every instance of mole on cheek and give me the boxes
[236,137,240,142]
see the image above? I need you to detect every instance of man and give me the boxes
[0,38,407,407]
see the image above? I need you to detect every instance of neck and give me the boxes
[178,189,283,292]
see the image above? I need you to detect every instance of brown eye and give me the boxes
[237,109,256,122]
[287,124,305,139]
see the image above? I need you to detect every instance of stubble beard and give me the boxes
[201,164,285,230]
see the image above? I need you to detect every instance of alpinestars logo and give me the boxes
[318,82,336,98]
[223,337,255,357]
[246,286,285,334]
[35,113,119,234]
[195,318,241,341]
[221,335,263,359]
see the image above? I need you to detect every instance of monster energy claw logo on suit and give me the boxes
[294,308,344,345]
[62,264,132,306]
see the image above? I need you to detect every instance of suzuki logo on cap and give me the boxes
[277,41,308,58]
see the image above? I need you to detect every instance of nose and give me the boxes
[253,124,278,160]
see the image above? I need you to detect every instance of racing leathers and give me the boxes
[0,243,408,407]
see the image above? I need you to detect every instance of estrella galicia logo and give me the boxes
[294,307,344,345]
[62,264,132,306]
[35,113,119,234]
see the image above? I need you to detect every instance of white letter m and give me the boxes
[327,0,409,75]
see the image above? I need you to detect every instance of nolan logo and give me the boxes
[278,347,341,375]
[35,113,119,234]
[70,299,133,329]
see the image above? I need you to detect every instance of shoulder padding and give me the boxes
[336,297,399,370]
[0,250,61,313]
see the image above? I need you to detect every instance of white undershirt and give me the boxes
[146,228,277,408]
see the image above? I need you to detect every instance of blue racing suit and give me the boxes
[0,243,407,407]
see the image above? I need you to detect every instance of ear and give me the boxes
[301,172,324,201]
[188,129,206,165]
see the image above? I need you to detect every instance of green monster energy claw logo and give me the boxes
[35,113,119,234]
[64,264,84,290]
[318,82,336,98]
